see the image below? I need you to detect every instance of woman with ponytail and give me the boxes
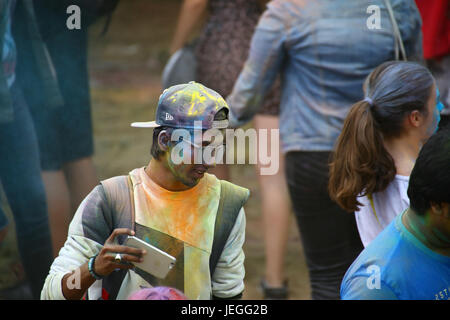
[329,61,444,247]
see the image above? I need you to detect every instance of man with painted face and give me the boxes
[341,128,450,300]
[41,82,249,300]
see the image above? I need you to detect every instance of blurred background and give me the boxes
[0,0,310,300]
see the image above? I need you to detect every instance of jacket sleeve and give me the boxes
[226,2,287,128]
[211,207,246,299]
[402,1,424,63]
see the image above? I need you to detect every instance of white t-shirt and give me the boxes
[355,175,410,247]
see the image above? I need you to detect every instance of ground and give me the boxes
[0,0,310,300]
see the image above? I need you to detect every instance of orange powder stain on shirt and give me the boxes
[130,167,220,252]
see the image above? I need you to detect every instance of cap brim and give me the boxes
[131,121,160,128]
[211,119,229,129]
[131,120,229,129]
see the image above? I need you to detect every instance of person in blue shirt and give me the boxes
[341,128,450,300]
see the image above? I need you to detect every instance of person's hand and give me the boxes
[94,228,146,277]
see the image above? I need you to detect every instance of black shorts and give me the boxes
[21,25,94,170]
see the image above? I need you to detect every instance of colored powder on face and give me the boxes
[436,88,444,113]
[127,287,187,300]
[434,87,444,133]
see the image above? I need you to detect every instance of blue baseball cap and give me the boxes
[131,82,229,130]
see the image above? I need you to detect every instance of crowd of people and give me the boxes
[0,0,449,300]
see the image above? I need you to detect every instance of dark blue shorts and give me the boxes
[18,26,94,171]
[37,27,93,170]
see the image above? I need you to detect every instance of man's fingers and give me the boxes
[111,262,136,270]
[104,245,145,257]
[106,253,143,264]
[105,228,135,244]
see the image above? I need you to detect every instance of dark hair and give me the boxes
[407,128,450,215]
[329,61,435,212]
[150,108,229,160]
[150,126,174,160]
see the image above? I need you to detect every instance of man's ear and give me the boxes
[158,130,171,151]
[439,202,450,219]
[430,201,444,216]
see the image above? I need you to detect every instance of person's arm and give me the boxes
[226,2,287,128]
[211,208,246,299]
[170,0,208,55]
[403,0,424,63]
[340,276,399,300]
[41,186,145,300]
[60,228,144,300]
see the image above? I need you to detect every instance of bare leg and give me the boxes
[62,157,98,215]
[43,157,97,256]
[42,171,71,256]
[254,114,291,288]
